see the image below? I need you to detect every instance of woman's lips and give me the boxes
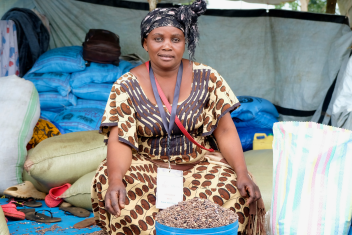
[158,54,174,61]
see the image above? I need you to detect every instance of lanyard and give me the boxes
[149,61,183,157]
[146,61,215,154]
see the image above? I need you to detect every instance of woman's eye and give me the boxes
[155,38,162,42]
[173,38,180,42]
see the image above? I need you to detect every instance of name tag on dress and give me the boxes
[156,168,183,209]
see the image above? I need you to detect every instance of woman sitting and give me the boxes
[91,1,265,234]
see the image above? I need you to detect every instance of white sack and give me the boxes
[0,75,40,194]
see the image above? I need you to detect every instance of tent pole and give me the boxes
[148,0,157,11]
[300,0,309,11]
[326,0,337,14]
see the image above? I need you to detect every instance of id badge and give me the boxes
[156,168,183,209]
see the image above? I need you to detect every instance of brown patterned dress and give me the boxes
[91,62,253,235]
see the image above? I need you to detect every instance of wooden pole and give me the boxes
[326,0,337,14]
[300,0,309,11]
[148,0,157,11]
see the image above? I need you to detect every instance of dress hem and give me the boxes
[201,102,241,137]
[100,123,139,151]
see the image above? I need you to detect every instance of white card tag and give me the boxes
[156,168,183,209]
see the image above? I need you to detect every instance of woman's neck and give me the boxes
[150,60,182,80]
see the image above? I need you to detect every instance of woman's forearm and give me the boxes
[213,113,248,177]
[107,126,133,183]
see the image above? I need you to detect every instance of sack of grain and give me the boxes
[0,75,40,194]
[53,108,104,133]
[39,91,77,109]
[244,149,273,211]
[27,46,85,74]
[22,165,49,193]
[24,131,106,190]
[61,171,95,210]
[24,72,71,96]
[0,206,10,235]
[271,122,352,234]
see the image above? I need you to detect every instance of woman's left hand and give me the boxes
[236,173,261,206]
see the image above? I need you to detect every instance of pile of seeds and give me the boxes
[34,225,65,234]
[156,198,238,229]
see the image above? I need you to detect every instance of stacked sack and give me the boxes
[231,96,279,151]
[66,60,138,133]
[24,46,140,134]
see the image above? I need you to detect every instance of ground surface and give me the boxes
[0,198,102,234]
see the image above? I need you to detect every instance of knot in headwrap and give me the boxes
[140,0,207,61]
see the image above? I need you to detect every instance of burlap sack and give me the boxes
[24,131,106,189]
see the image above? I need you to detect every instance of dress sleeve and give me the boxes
[99,80,138,151]
[202,68,240,136]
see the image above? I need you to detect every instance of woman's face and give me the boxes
[143,26,185,69]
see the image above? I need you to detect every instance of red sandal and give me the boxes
[1,203,25,220]
[45,183,71,208]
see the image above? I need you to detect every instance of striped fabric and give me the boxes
[271,122,352,235]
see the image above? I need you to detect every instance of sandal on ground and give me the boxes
[3,181,46,200]
[1,203,25,220]
[59,206,90,218]
[73,217,96,229]
[17,208,35,214]
[8,197,42,208]
[45,183,71,208]
[26,210,61,223]
[23,198,42,208]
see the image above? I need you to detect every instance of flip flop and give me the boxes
[23,198,42,208]
[8,197,42,208]
[26,210,61,223]
[59,206,90,218]
[18,208,35,214]
[73,217,96,229]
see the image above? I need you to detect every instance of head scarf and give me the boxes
[140,0,207,61]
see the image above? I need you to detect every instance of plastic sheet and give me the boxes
[0,198,100,234]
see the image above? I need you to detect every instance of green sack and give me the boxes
[62,171,95,210]
[244,149,273,211]
[0,206,10,235]
[22,167,49,193]
[61,150,274,212]
[24,131,106,189]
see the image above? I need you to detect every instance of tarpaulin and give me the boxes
[2,0,352,121]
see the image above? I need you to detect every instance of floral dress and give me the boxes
[91,62,256,235]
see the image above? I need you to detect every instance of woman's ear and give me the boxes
[143,38,148,52]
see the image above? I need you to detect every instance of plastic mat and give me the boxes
[0,198,101,234]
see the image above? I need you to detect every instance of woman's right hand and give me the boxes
[104,180,126,217]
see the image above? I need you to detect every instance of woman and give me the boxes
[91,1,265,234]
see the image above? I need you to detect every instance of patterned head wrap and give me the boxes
[140,0,207,61]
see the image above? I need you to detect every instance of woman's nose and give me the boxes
[162,39,172,50]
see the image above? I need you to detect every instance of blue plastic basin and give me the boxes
[155,221,239,235]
